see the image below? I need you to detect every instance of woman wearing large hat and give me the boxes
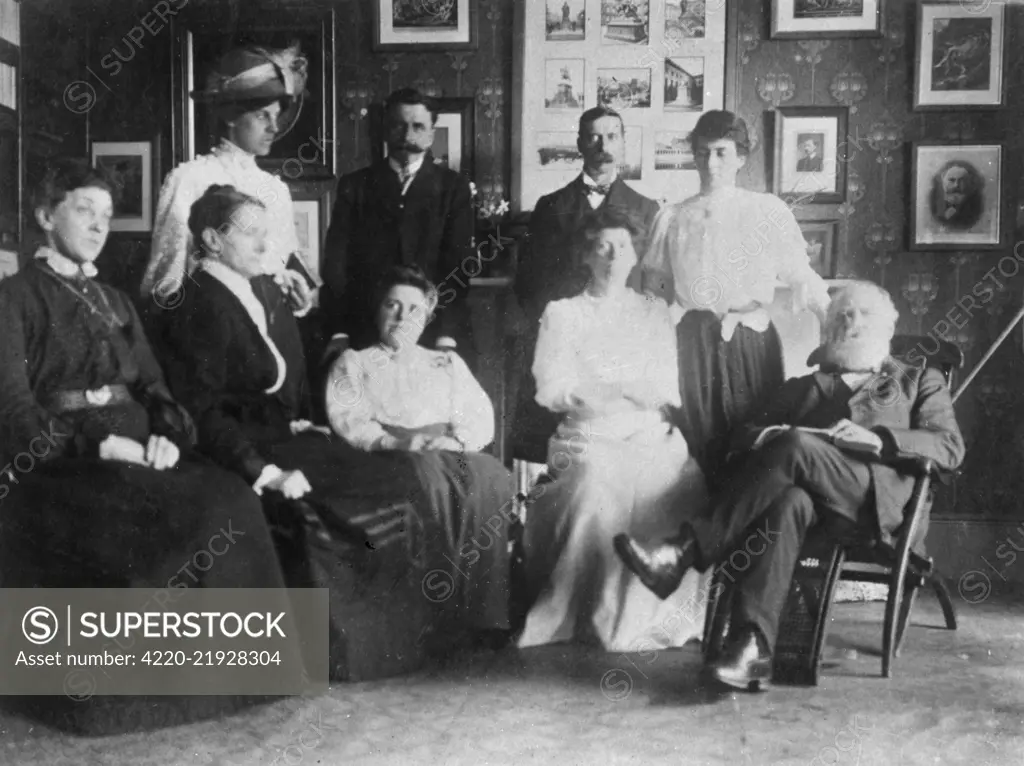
[141,43,318,313]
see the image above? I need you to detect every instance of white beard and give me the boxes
[821,334,891,373]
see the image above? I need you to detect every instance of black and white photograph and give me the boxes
[915,3,1005,109]
[911,143,1003,249]
[601,0,649,45]
[655,131,695,170]
[771,0,882,39]
[665,0,706,41]
[90,141,152,231]
[773,107,848,203]
[5,0,1024,762]
[798,219,839,278]
[597,67,651,110]
[546,0,585,41]
[536,131,584,171]
[664,57,704,112]
[545,59,585,110]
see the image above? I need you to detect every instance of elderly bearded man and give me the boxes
[614,281,965,690]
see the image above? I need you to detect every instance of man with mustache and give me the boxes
[614,281,965,690]
[321,88,475,355]
[929,160,984,231]
[512,106,659,456]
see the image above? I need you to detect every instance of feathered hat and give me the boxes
[191,43,309,140]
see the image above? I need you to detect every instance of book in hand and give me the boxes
[752,425,882,457]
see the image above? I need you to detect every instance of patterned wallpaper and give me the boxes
[728,1,1024,518]
[334,0,513,209]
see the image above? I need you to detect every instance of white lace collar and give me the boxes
[210,139,259,173]
[35,245,98,279]
[199,258,287,395]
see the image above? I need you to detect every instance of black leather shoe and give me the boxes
[613,532,697,600]
[708,626,772,692]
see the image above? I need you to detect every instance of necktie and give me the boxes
[590,184,611,196]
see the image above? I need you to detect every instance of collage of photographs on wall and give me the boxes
[520,0,726,211]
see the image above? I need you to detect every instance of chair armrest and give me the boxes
[319,333,350,369]
[880,455,937,478]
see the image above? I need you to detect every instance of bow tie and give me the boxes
[585,183,611,196]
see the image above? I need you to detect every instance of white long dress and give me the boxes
[517,289,710,652]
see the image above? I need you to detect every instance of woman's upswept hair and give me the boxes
[188,184,265,254]
[31,157,119,229]
[372,264,440,317]
[688,110,751,157]
[575,208,639,259]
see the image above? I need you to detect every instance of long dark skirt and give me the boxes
[676,310,784,492]
[274,433,512,632]
[0,457,289,590]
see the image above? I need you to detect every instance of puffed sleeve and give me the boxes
[325,349,399,452]
[532,301,582,413]
[645,298,683,408]
[639,206,679,302]
[142,165,197,300]
[765,195,831,319]
[449,353,495,452]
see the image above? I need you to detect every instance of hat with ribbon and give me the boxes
[191,44,309,140]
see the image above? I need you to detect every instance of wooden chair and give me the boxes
[702,334,963,685]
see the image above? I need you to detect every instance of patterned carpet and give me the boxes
[2,596,1023,765]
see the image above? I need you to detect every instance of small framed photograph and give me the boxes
[910,143,1003,250]
[664,57,704,112]
[618,128,642,181]
[381,97,474,177]
[546,0,585,41]
[601,0,649,45]
[372,0,477,51]
[291,199,321,281]
[545,59,585,111]
[771,0,883,40]
[597,67,652,110]
[655,131,695,171]
[90,141,153,232]
[798,220,839,278]
[536,131,583,172]
[914,2,1005,110]
[772,107,848,204]
[666,0,706,42]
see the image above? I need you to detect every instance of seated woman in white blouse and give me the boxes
[327,265,513,644]
[516,209,709,652]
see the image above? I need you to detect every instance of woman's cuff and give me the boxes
[252,464,283,496]
[372,433,401,451]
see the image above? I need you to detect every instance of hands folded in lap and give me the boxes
[99,434,180,470]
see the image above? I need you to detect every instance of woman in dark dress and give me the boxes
[162,186,511,646]
[0,159,291,595]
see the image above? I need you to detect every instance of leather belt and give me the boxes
[48,384,132,413]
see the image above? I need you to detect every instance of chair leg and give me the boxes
[894,583,919,657]
[809,546,845,686]
[883,548,914,678]
[930,574,959,631]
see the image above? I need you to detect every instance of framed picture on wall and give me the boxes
[771,0,883,40]
[910,143,1003,250]
[798,220,839,278]
[91,141,153,232]
[914,2,1005,110]
[381,97,475,177]
[175,7,336,177]
[372,0,477,51]
[772,107,848,204]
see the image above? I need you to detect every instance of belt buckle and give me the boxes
[85,386,112,406]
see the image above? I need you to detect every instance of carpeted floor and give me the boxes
[1,593,1023,765]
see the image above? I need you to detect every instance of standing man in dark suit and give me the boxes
[511,106,660,457]
[321,88,475,354]
[614,282,965,690]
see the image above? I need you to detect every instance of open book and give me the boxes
[752,425,882,457]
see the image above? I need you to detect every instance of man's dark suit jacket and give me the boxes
[514,176,659,321]
[736,357,965,548]
[509,176,659,459]
[321,155,475,350]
